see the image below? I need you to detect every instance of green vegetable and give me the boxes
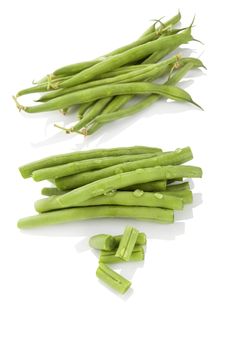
[32,152,160,182]
[55,165,202,207]
[89,234,117,251]
[15,81,200,113]
[58,28,192,88]
[161,189,193,204]
[99,246,144,264]
[114,232,147,246]
[166,182,191,191]
[17,206,174,229]
[35,190,184,213]
[19,146,160,178]
[55,147,192,190]
[115,226,139,261]
[96,263,131,294]
[122,180,166,192]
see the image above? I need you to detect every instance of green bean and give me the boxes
[58,28,192,88]
[122,180,167,192]
[32,153,159,181]
[41,187,66,196]
[89,234,117,251]
[166,182,190,191]
[115,226,139,261]
[53,59,103,77]
[96,263,131,294]
[105,32,159,57]
[99,246,144,264]
[37,63,162,103]
[69,56,178,131]
[16,76,68,97]
[79,97,113,127]
[78,101,94,116]
[19,146,161,179]
[34,190,184,213]
[161,189,193,204]
[114,232,147,246]
[17,206,174,229]
[16,81,200,114]
[86,58,204,134]
[55,165,202,207]
[55,147,192,190]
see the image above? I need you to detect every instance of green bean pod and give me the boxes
[58,28,192,88]
[17,206,174,229]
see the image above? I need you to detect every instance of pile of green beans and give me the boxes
[17,146,202,229]
[14,12,205,136]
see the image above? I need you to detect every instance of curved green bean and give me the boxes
[16,81,199,113]
[58,28,192,88]
[17,206,174,229]
[85,58,204,134]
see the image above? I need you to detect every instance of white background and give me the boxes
[1,0,232,349]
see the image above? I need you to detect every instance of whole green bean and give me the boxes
[17,206,174,229]
[86,58,204,134]
[34,190,184,213]
[55,165,202,207]
[19,146,161,179]
[16,81,199,113]
[32,153,159,181]
[53,59,103,77]
[55,147,192,190]
[70,56,178,131]
[58,28,192,88]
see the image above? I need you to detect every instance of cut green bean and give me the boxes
[99,246,144,264]
[32,153,160,181]
[35,190,184,213]
[55,165,202,207]
[17,206,174,229]
[161,189,193,204]
[96,263,131,294]
[115,226,139,261]
[19,146,161,179]
[41,187,66,196]
[56,147,192,190]
[89,234,117,251]
[114,232,147,246]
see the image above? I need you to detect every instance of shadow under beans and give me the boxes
[97,279,134,300]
